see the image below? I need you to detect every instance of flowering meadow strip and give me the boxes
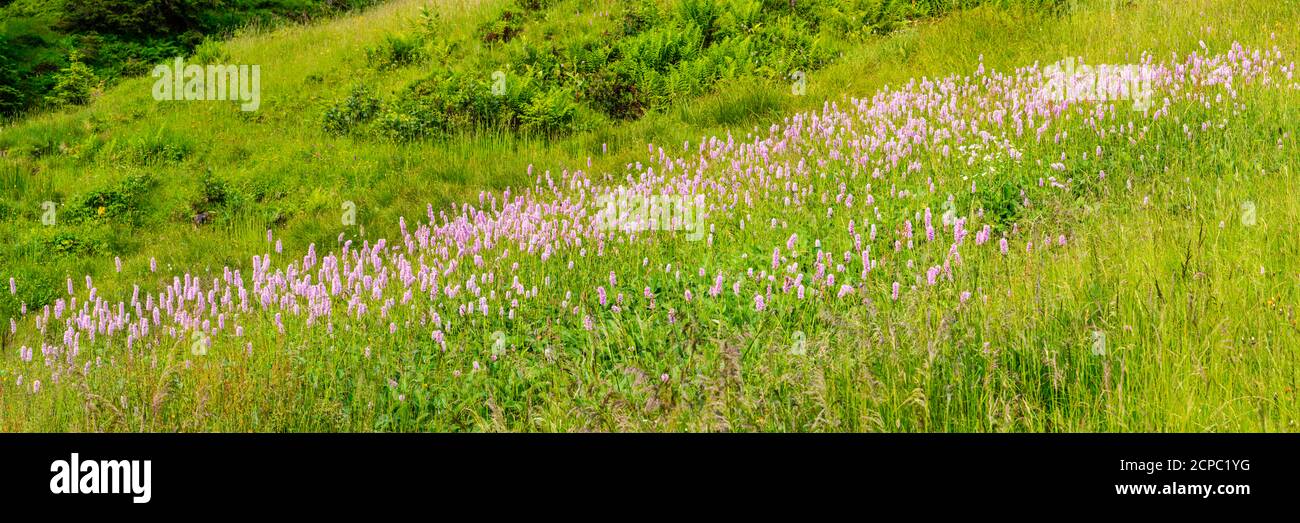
[4,42,1296,400]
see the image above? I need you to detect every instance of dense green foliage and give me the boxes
[0,0,379,117]
[324,0,1069,140]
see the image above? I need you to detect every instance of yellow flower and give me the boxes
[97,206,105,216]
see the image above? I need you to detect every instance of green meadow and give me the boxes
[1,0,1298,431]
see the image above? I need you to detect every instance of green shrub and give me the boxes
[43,230,108,257]
[194,175,246,219]
[479,6,527,44]
[44,51,99,108]
[0,36,24,116]
[975,177,1026,231]
[584,66,646,120]
[677,0,721,46]
[717,0,764,36]
[375,100,439,141]
[64,172,158,226]
[191,38,229,65]
[59,0,201,36]
[621,0,663,36]
[519,87,578,135]
[323,85,383,136]
[750,16,836,77]
[366,33,422,70]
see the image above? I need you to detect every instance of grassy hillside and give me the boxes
[1,0,1298,431]
[0,0,382,117]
